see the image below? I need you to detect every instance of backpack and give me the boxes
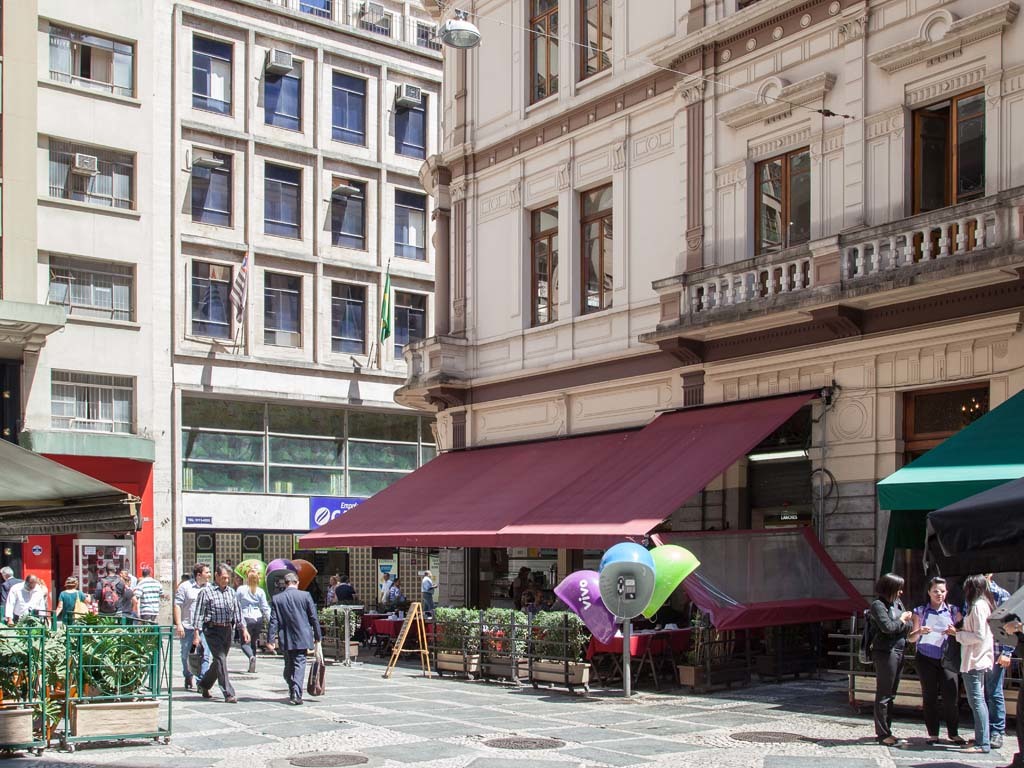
[858,609,875,665]
[100,578,120,612]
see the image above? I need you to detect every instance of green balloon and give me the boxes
[235,559,267,590]
[641,544,700,619]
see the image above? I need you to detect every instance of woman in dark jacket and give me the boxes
[869,572,915,745]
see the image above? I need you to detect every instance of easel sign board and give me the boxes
[383,601,432,679]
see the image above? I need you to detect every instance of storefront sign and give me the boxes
[185,516,213,526]
[308,497,362,530]
[31,545,43,556]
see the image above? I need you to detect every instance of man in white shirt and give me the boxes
[5,574,48,625]
[174,563,211,690]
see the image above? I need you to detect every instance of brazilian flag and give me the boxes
[380,267,391,342]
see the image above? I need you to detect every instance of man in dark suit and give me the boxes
[266,571,322,705]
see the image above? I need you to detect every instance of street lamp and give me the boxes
[439,9,481,49]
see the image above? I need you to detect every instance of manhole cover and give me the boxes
[289,755,368,767]
[483,737,566,750]
[731,731,808,744]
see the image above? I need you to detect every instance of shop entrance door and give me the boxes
[74,539,134,594]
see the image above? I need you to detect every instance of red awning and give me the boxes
[652,528,866,630]
[300,429,634,548]
[300,393,813,549]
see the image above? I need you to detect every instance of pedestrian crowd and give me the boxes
[868,570,1021,764]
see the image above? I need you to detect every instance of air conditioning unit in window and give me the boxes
[191,149,224,170]
[71,153,99,176]
[265,48,294,75]
[330,180,361,199]
[395,83,422,109]
[361,1,386,22]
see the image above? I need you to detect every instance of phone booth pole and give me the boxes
[622,618,632,698]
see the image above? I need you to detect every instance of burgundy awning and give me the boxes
[300,393,813,550]
[652,528,866,630]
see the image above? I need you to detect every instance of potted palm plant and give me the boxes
[433,608,481,678]
[528,612,590,692]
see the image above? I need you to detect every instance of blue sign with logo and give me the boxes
[308,497,362,530]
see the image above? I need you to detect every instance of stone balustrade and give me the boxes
[687,256,813,315]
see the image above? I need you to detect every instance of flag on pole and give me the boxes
[230,254,249,324]
[379,265,392,343]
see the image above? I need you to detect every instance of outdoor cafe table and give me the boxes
[585,628,691,688]
[372,617,436,655]
[360,612,388,634]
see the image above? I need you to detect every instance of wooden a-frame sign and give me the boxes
[382,601,432,679]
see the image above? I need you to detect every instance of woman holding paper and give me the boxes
[911,577,966,746]
[869,573,914,745]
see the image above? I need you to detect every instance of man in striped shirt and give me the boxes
[135,566,163,623]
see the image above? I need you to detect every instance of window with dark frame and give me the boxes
[903,384,990,461]
[755,147,810,255]
[530,0,559,104]
[394,190,427,260]
[191,261,232,339]
[263,272,302,347]
[330,179,366,249]
[264,62,301,131]
[395,95,427,159]
[913,89,985,214]
[191,152,232,227]
[331,72,366,145]
[579,0,612,80]
[264,163,301,238]
[331,283,366,354]
[192,36,232,114]
[581,185,613,313]
[394,291,427,357]
[530,204,558,326]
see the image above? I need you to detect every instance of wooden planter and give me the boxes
[677,664,706,689]
[482,654,528,681]
[71,701,159,737]
[530,660,591,691]
[436,651,481,679]
[0,708,35,746]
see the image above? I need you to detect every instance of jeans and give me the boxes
[962,668,991,751]
[872,647,904,740]
[239,618,262,660]
[985,662,1007,736]
[180,627,211,680]
[916,653,960,739]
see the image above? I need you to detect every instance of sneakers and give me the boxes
[992,733,1004,750]
[248,657,256,674]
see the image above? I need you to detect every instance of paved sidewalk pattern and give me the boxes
[17,655,1015,768]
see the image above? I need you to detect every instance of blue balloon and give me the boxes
[599,542,655,572]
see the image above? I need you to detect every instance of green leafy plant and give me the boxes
[531,611,587,661]
[434,607,480,654]
[70,614,159,698]
[480,608,528,656]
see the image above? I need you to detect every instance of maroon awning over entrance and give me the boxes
[300,393,813,550]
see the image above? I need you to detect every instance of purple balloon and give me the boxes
[267,558,296,573]
[555,570,618,644]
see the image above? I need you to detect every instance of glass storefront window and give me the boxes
[184,463,264,493]
[348,440,418,471]
[183,398,263,431]
[268,404,346,437]
[183,431,264,462]
[348,410,419,442]
[349,470,407,497]
[269,466,345,495]
[269,435,344,466]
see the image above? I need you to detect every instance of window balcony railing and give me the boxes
[687,252,813,315]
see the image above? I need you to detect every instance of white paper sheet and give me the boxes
[918,611,951,648]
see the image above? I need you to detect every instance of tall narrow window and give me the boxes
[395,94,427,159]
[192,36,232,114]
[331,283,366,353]
[264,163,301,238]
[331,179,366,249]
[531,205,558,325]
[755,148,810,255]
[191,153,232,226]
[394,291,427,356]
[264,272,302,347]
[395,190,426,260]
[191,261,232,338]
[331,72,366,145]
[913,90,985,214]
[581,185,613,313]
[265,61,302,131]
[49,25,134,97]
[530,0,559,104]
[580,0,612,79]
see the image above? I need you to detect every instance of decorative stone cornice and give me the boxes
[720,73,836,129]
[869,2,1019,74]
[674,74,706,106]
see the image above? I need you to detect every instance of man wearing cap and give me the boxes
[266,571,322,705]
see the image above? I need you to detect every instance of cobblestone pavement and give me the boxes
[13,653,1017,768]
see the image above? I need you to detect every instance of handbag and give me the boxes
[941,632,962,673]
[72,594,90,617]
[307,643,326,697]
[187,642,205,677]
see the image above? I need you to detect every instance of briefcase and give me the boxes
[307,644,326,696]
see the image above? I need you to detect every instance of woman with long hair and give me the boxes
[910,577,966,745]
[868,572,914,745]
[237,567,270,673]
[948,574,996,753]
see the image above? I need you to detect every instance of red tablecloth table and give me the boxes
[585,628,691,688]
[360,613,387,633]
